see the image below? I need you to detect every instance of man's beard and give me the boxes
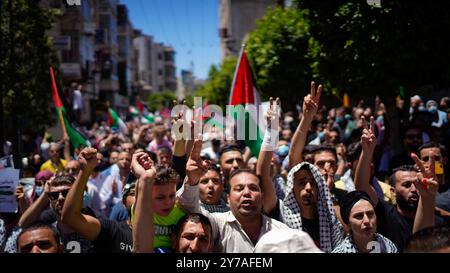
[396,193,417,212]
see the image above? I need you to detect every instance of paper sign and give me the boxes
[0,168,20,213]
[0,155,14,169]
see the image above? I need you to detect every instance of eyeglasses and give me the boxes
[422,155,442,162]
[48,189,70,201]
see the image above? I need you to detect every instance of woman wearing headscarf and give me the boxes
[332,191,397,253]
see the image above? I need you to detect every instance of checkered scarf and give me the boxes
[200,199,230,213]
[331,233,398,253]
[280,162,344,252]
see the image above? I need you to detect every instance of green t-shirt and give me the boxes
[131,202,186,249]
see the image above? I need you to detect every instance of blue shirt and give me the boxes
[109,203,128,222]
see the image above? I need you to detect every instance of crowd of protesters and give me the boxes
[1,82,449,253]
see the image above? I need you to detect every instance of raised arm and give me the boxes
[354,116,379,206]
[411,151,438,234]
[61,148,101,241]
[131,151,155,253]
[289,81,322,169]
[18,182,50,228]
[258,97,279,214]
[178,138,209,213]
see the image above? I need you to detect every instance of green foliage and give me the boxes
[246,7,315,110]
[296,0,450,100]
[147,91,177,111]
[0,0,60,133]
[195,56,237,108]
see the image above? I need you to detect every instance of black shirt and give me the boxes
[93,217,133,253]
[301,217,320,248]
[375,199,448,252]
[39,208,95,253]
[375,200,412,252]
[268,200,321,248]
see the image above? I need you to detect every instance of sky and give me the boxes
[120,0,221,80]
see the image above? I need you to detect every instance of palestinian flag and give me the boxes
[50,67,90,148]
[228,47,263,157]
[129,106,139,116]
[107,107,128,134]
[141,112,155,124]
[137,99,144,114]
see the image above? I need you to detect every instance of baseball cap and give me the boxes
[254,229,322,253]
[35,170,54,181]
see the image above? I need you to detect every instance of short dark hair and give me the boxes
[346,142,362,163]
[154,165,180,185]
[228,168,262,190]
[17,222,61,251]
[405,226,450,253]
[219,143,242,158]
[49,174,75,188]
[174,213,213,241]
[303,145,316,155]
[207,164,222,179]
[418,141,446,156]
[389,165,417,186]
[312,144,337,162]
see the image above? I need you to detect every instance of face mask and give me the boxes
[35,186,44,198]
[428,106,437,114]
[376,116,384,123]
[336,117,344,123]
[418,105,425,111]
[83,191,91,208]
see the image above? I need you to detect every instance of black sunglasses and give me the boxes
[422,155,442,162]
[48,189,70,201]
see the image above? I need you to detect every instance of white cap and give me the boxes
[254,229,323,253]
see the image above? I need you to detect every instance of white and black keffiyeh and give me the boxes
[280,162,344,252]
[200,199,230,213]
[332,233,398,253]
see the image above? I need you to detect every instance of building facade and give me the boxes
[219,0,278,59]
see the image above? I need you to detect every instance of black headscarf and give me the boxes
[340,191,374,225]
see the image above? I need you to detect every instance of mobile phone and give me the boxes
[435,162,444,175]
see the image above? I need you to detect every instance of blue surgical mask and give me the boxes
[428,106,438,114]
[336,117,344,123]
[35,186,44,198]
[376,116,384,123]
[83,191,91,208]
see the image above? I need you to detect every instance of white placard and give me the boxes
[0,168,20,213]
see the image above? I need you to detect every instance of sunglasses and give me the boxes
[422,155,442,162]
[48,189,70,201]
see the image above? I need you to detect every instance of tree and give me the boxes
[147,91,177,112]
[195,56,237,108]
[245,7,315,110]
[296,0,450,153]
[0,0,60,161]
[296,0,450,100]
